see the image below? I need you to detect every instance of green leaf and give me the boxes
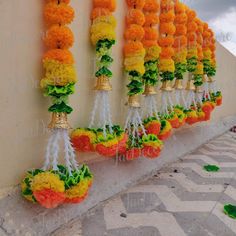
[48,102,73,114]
[203,165,220,172]
[44,83,75,98]
[96,39,115,52]
[95,67,113,78]
[187,57,198,72]
[175,62,187,80]
[224,204,236,219]
[160,71,175,81]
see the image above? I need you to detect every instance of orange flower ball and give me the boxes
[43,49,74,64]
[126,0,145,9]
[93,0,116,12]
[186,9,196,21]
[144,13,159,26]
[144,27,158,40]
[125,24,145,41]
[124,41,144,56]
[175,14,187,24]
[187,22,198,33]
[160,23,176,35]
[44,3,74,25]
[175,24,187,36]
[126,9,145,26]
[161,0,174,11]
[175,2,185,14]
[46,0,70,4]
[160,11,175,23]
[197,34,203,45]
[173,35,187,48]
[45,25,74,49]
[203,30,211,39]
[187,32,197,43]
[158,36,174,47]
[142,40,158,48]
[197,47,204,60]
[143,0,159,12]
[91,7,111,20]
[160,47,174,59]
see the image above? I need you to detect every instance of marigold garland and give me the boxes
[22,0,93,209]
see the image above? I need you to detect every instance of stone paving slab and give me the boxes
[54,131,236,236]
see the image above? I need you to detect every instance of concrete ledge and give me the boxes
[0,115,236,235]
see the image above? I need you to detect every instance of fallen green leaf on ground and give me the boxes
[203,165,220,172]
[224,204,236,219]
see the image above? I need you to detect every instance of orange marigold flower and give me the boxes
[173,35,187,48]
[160,23,176,35]
[124,24,145,41]
[144,13,159,26]
[175,24,187,36]
[158,36,174,47]
[175,13,187,24]
[43,49,74,64]
[160,11,175,23]
[186,9,196,21]
[142,40,158,48]
[91,7,111,20]
[44,3,74,25]
[197,34,203,45]
[175,2,185,14]
[160,47,174,59]
[124,41,144,56]
[144,27,158,40]
[143,0,159,12]
[126,0,145,9]
[126,9,145,26]
[187,32,197,43]
[160,0,174,11]
[93,0,116,12]
[45,25,74,49]
[46,0,70,4]
[187,22,198,33]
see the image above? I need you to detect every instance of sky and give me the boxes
[184,0,236,56]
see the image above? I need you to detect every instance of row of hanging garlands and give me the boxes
[21,0,222,209]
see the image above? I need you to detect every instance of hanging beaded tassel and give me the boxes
[21,0,93,209]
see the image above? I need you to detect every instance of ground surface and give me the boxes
[54,131,236,236]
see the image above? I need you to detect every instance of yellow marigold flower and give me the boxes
[71,128,97,144]
[187,47,198,59]
[174,107,184,115]
[203,49,212,60]
[159,58,175,72]
[90,22,116,45]
[174,48,187,63]
[92,15,116,28]
[32,172,65,193]
[41,59,77,88]
[96,134,118,147]
[124,61,145,75]
[65,180,89,199]
[145,45,161,61]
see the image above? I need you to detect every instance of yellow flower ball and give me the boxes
[145,45,161,61]
[187,47,198,59]
[31,172,65,193]
[174,48,187,63]
[159,58,175,72]
[90,22,115,45]
[41,59,77,88]
[65,180,89,199]
[92,15,117,28]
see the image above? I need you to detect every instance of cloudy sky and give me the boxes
[185,0,236,56]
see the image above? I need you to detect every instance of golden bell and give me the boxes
[186,80,196,91]
[143,85,157,95]
[48,112,71,130]
[128,95,140,108]
[94,76,112,91]
[174,79,184,90]
[161,80,173,92]
[208,77,216,83]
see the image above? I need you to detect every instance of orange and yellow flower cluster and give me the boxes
[41,0,77,114]
[21,165,93,209]
[174,1,187,80]
[124,0,146,95]
[142,0,161,86]
[159,0,176,81]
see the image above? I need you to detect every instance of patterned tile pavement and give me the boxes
[54,131,236,236]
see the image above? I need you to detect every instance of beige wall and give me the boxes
[0,0,236,189]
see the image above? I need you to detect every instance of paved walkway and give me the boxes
[54,132,236,236]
